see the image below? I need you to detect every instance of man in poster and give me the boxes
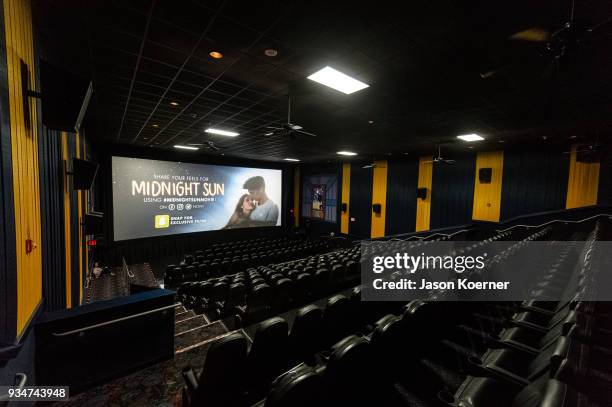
[244,176,279,224]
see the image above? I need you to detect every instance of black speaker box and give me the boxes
[417,187,427,200]
[83,212,104,235]
[372,203,382,214]
[72,158,99,190]
[41,61,92,131]
[479,168,492,183]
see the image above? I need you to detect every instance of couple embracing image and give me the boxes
[224,176,279,229]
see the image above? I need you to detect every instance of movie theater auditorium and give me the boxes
[1,1,612,406]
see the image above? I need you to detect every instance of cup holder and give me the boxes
[437,390,455,405]
[468,356,483,366]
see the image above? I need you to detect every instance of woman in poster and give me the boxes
[224,194,255,228]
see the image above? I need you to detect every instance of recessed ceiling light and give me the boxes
[284,158,300,162]
[152,124,159,128]
[569,135,577,139]
[307,66,369,94]
[170,101,179,106]
[264,132,273,136]
[457,133,484,142]
[337,151,357,156]
[174,145,199,150]
[205,128,239,137]
[209,51,223,59]
[264,48,278,57]
[368,120,374,124]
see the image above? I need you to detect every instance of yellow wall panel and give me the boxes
[415,156,433,232]
[566,145,600,209]
[370,160,388,238]
[340,163,351,234]
[472,150,504,222]
[293,166,300,227]
[4,0,42,336]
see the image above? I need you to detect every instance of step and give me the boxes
[174,320,229,352]
[175,309,196,322]
[175,314,207,334]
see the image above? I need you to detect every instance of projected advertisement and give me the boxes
[112,156,282,241]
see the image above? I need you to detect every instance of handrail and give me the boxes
[403,228,471,241]
[52,303,180,337]
[0,373,27,401]
[495,213,612,234]
[359,228,471,244]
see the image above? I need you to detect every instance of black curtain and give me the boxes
[67,133,81,306]
[39,128,66,311]
[348,164,373,238]
[598,147,612,206]
[385,159,418,235]
[501,149,569,221]
[430,153,476,229]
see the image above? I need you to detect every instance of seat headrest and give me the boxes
[326,335,371,383]
[264,364,323,407]
[255,317,289,341]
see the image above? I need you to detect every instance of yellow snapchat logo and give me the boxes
[155,215,170,228]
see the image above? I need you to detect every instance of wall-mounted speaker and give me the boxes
[41,60,92,132]
[341,203,348,212]
[72,158,99,190]
[417,187,427,200]
[479,168,492,183]
[83,212,104,235]
[372,203,382,214]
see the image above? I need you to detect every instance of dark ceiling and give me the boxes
[36,0,612,162]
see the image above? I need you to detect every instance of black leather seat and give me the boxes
[324,335,373,405]
[288,304,324,364]
[246,317,290,400]
[323,295,352,346]
[182,333,248,407]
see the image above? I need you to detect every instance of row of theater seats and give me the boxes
[181,286,404,406]
[176,247,361,323]
[181,219,610,406]
[165,236,332,286]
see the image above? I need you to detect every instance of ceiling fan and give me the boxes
[265,96,317,138]
[481,0,612,80]
[423,146,456,164]
[186,140,220,151]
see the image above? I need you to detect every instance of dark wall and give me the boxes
[599,147,612,206]
[385,159,418,235]
[299,162,343,236]
[430,153,476,229]
[349,164,373,238]
[501,148,569,220]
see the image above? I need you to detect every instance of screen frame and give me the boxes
[107,152,289,244]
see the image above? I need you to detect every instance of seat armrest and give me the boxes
[482,364,531,387]
[182,366,199,392]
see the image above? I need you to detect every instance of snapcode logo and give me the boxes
[155,215,170,228]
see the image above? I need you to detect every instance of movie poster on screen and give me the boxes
[112,156,282,241]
